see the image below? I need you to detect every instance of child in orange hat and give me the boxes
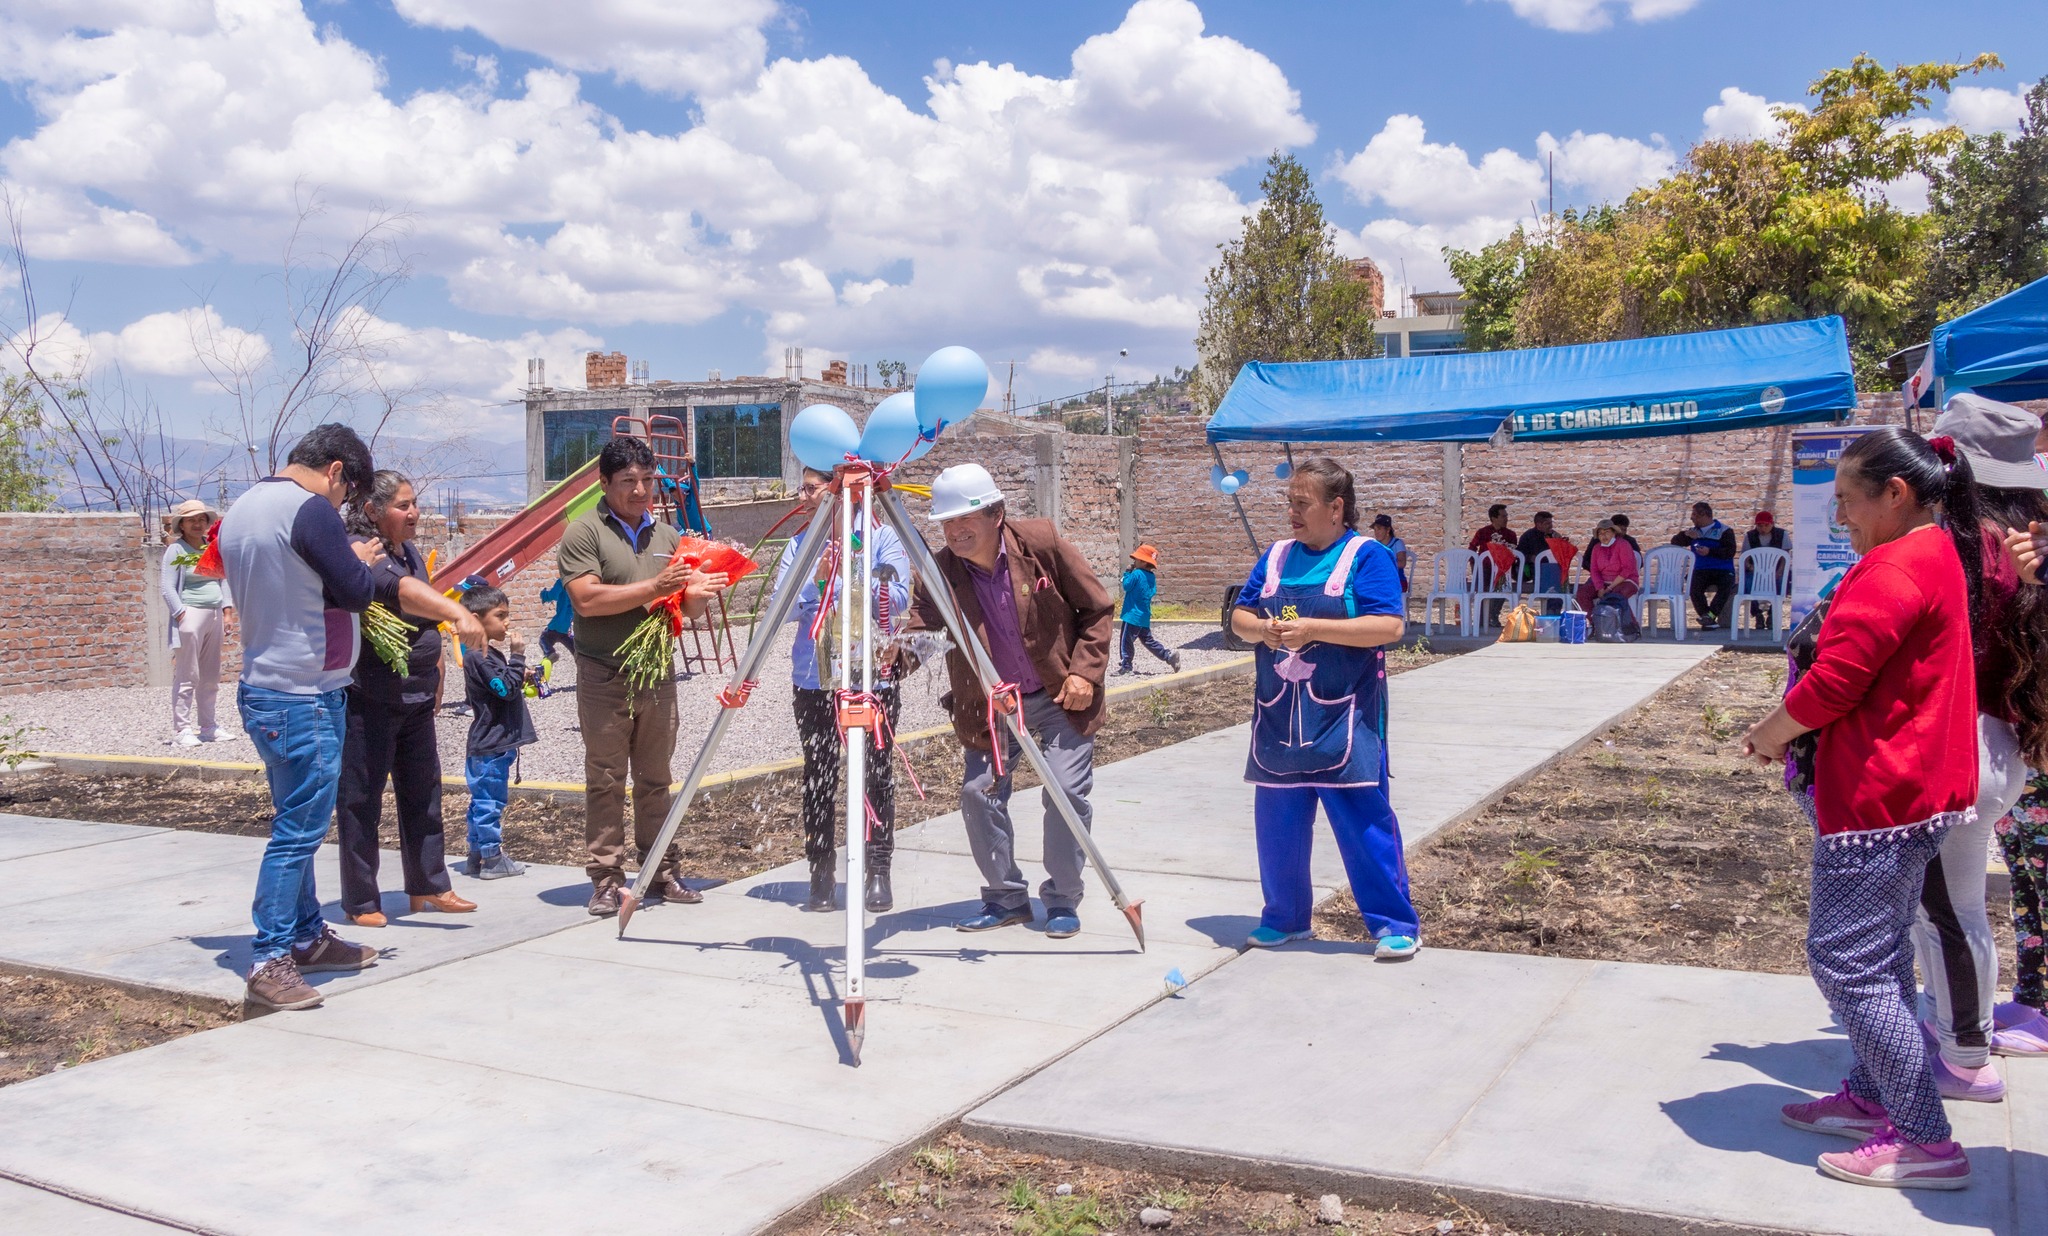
[1116,544,1181,675]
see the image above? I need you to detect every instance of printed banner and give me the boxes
[1790,426,1879,625]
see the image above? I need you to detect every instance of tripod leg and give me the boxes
[618,493,839,936]
[875,491,1144,950]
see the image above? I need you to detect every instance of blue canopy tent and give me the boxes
[1930,274,2048,403]
[1203,317,1856,552]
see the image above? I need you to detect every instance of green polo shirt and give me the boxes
[556,501,682,667]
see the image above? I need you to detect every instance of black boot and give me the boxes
[863,863,893,913]
[802,860,836,912]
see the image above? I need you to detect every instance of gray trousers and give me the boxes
[961,688,1094,913]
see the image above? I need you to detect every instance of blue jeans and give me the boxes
[240,684,348,964]
[466,750,517,857]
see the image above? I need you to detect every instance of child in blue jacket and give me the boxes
[460,585,537,879]
[1116,544,1181,675]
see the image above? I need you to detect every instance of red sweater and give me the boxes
[1783,526,1978,836]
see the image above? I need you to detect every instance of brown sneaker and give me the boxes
[246,957,323,1011]
[587,880,622,917]
[290,926,379,974]
[647,873,703,905]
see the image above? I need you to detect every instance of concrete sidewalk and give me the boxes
[0,642,1717,1233]
[967,946,2044,1236]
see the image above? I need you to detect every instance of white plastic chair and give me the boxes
[1639,546,1694,641]
[1529,549,1575,614]
[1733,547,1792,642]
[1423,549,1479,636]
[1471,547,1524,631]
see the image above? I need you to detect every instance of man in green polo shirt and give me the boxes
[559,436,729,916]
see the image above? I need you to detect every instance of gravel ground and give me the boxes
[3,621,1243,783]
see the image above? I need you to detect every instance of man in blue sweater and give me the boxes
[219,424,484,1011]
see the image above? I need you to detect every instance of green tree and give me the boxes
[0,372,54,511]
[1444,228,1532,352]
[1193,152,1381,412]
[1922,78,2048,320]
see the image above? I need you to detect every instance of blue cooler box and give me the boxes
[1535,614,1562,643]
[1559,611,1588,644]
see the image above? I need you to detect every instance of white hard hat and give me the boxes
[927,463,1005,522]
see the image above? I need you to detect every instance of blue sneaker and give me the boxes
[1374,934,1420,960]
[1245,926,1313,948]
[1045,911,1081,939]
[957,904,1032,932]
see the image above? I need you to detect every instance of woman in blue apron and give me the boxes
[1230,458,1420,959]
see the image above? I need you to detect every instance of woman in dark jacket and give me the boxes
[337,471,475,925]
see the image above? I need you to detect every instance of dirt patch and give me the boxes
[780,1130,1583,1236]
[0,971,236,1089]
[0,651,1443,885]
[1318,649,1924,980]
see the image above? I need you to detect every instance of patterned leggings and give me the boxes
[1806,817,1954,1146]
[1996,772,2048,1010]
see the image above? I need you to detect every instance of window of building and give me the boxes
[1409,330,1465,357]
[694,403,783,478]
[542,408,626,483]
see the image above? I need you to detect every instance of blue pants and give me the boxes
[1254,782,1418,938]
[1119,622,1173,670]
[240,684,348,964]
[466,750,517,857]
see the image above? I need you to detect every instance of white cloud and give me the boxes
[1489,0,1704,34]
[1334,115,1667,224]
[2,307,270,382]
[1948,83,2032,135]
[1700,86,1802,142]
[391,0,778,98]
[0,0,1306,393]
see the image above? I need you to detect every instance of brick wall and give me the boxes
[0,513,151,695]
[1057,434,1132,586]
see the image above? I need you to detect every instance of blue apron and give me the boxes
[1243,535,1388,788]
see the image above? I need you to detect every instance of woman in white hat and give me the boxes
[160,498,234,745]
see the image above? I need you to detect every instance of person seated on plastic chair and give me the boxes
[1573,520,1640,613]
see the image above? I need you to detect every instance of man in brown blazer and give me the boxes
[900,464,1114,939]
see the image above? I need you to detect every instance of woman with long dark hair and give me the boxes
[336,470,475,925]
[1743,426,1979,1189]
[1917,393,2048,1076]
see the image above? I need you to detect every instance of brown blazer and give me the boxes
[905,518,1114,750]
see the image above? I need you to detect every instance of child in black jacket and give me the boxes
[460,585,538,879]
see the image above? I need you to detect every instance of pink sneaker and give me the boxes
[1992,1003,2048,1056]
[1817,1126,1970,1190]
[1781,1086,1888,1140]
[1930,1054,2005,1102]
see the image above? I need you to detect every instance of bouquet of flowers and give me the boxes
[173,521,227,579]
[616,538,762,695]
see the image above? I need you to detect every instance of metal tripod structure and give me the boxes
[616,471,1144,1066]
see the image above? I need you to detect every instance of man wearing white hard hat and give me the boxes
[898,462,1114,939]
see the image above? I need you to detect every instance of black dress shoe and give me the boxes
[802,863,836,912]
[863,868,893,913]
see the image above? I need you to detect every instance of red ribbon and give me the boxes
[716,678,758,708]
[984,681,1021,776]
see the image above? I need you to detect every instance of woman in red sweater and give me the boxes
[1743,426,1980,1190]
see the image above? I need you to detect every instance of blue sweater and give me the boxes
[1120,567,1157,627]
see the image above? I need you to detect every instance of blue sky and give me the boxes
[1,0,2040,457]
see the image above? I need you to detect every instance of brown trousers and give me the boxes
[575,655,682,885]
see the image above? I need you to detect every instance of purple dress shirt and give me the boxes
[964,546,1044,694]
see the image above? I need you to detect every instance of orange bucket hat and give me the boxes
[1129,544,1159,568]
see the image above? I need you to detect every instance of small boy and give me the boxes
[1116,544,1181,675]
[460,585,538,879]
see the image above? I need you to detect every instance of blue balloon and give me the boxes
[1232,469,1250,487]
[909,425,938,460]
[856,392,922,463]
[789,403,860,472]
[1219,475,1242,495]
[1274,461,1293,480]
[914,346,989,432]
[1209,465,1225,485]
